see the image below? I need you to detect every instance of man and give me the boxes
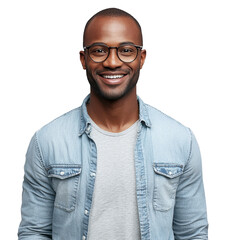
[18,8,208,240]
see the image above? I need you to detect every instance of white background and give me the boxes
[0,0,225,239]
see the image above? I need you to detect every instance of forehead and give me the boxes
[84,16,142,46]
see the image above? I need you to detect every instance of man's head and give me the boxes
[82,8,143,47]
[80,8,146,101]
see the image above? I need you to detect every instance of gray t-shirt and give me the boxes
[87,120,141,240]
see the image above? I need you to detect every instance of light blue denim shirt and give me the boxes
[18,95,208,240]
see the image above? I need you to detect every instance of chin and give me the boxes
[94,84,137,101]
[99,93,125,101]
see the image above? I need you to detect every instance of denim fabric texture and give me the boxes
[18,95,208,240]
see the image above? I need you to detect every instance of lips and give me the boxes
[102,74,125,79]
[97,71,128,85]
[98,73,127,85]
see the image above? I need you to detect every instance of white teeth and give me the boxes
[102,75,124,79]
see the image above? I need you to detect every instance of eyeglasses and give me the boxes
[83,43,143,63]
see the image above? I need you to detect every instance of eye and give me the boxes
[95,49,105,53]
[119,46,136,55]
[90,46,108,56]
[122,48,133,52]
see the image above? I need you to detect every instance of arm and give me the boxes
[173,130,208,239]
[18,133,55,239]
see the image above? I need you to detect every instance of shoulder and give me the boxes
[146,104,190,136]
[36,107,81,139]
[144,103,192,164]
[33,107,82,165]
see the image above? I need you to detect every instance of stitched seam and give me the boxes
[186,128,193,164]
[34,132,48,176]
[46,164,81,170]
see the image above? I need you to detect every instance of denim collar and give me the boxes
[79,94,151,136]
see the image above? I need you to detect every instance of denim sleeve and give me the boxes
[173,130,208,239]
[18,133,54,239]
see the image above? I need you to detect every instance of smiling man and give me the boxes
[18,8,208,240]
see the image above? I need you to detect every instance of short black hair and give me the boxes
[83,8,143,47]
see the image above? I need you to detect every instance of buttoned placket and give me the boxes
[134,121,151,240]
[82,125,97,240]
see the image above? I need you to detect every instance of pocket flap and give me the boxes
[153,163,183,179]
[47,165,82,179]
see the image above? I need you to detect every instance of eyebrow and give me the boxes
[119,41,135,46]
[87,41,136,47]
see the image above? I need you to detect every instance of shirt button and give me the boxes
[84,209,89,215]
[82,236,86,240]
[60,171,65,176]
[169,171,172,175]
[90,172,96,177]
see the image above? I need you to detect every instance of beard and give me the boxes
[85,66,140,101]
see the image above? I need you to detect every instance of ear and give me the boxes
[140,49,146,69]
[80,51,86,69]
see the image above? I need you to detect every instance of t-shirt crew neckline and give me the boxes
[89,118,139,137]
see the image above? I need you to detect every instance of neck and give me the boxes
[87,89,139,133]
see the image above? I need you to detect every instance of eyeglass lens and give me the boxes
[88,45,138,63]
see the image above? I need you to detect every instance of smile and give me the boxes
[99,73,127,86]
[102,74,125,79]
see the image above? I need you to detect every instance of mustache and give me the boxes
[96,69,129,75]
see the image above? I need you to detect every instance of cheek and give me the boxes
[85,60,100,73]
[85,63,95,76]
[85,63,101,82]
[129,60,141,73]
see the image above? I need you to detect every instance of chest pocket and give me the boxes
[153,163,183,211]
[47,165,82,212]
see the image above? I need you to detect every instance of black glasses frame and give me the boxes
[83,43,143,63]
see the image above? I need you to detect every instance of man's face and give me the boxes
[80,16,146,101]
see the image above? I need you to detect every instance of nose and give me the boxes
[102,48,123,69]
